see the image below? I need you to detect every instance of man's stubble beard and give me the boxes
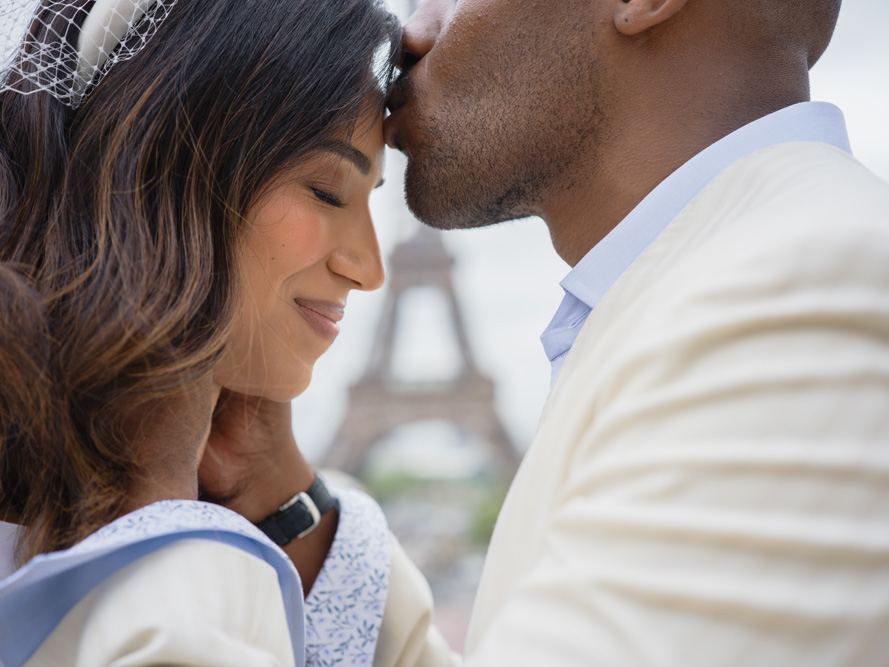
[400,35,608,232]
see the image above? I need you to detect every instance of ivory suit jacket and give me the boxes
[378,141,889,666]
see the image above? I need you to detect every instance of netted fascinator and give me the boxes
[0,0,178,108]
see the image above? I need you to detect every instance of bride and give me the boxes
[0,1,452,665]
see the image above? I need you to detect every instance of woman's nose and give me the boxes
[329,213,385,292]
[401,0,454,69]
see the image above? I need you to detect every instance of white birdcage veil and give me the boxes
[0,0,178,108]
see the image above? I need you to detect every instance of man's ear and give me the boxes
[613,0,689,36]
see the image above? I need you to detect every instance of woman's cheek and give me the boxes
[275,206,331,266]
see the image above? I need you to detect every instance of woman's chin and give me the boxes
[215,370,313,404]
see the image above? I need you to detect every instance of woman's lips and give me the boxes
[293,298,343,343]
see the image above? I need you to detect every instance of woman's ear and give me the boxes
[613,0,689,36]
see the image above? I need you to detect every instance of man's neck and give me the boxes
[541,69,811,266]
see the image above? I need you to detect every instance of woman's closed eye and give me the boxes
[311,187,345,208]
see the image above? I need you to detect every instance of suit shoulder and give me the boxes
[672,143,889,293]
[722,143,889,239]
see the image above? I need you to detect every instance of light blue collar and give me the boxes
[0,501,305,667]
[541,101,852,383]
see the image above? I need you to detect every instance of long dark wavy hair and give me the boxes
[0,0,399,563]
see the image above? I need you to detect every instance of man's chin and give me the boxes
[403,179,476,230]
[404,169,528,231]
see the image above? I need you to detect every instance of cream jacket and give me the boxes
[380,142,889,666]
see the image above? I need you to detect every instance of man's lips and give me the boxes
[384,74,411,150]
[293,298,344,343]
[383,113,401,151]
[386,72,408,114]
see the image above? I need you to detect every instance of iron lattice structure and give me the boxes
[322,225,520,480]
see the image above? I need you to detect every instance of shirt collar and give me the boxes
[541,101,852,383]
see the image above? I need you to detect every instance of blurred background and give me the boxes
[3,0,882,653]
[296,0,889,651]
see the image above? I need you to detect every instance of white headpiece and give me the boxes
[0,0,179,108]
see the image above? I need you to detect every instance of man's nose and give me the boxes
[401,0,453,68]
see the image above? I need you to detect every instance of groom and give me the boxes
[203,0,889,664]
[375,0,889,664]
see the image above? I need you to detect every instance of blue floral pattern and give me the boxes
[305,487,392,666]
[67,499,280,554]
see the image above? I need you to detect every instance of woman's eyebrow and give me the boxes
[320,141,371,176]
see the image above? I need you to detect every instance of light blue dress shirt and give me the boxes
[540,101,853,384]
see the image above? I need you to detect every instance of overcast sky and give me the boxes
[295,1,889,463]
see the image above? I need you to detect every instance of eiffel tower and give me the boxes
[322,223,520,480]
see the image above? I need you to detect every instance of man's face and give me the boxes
[385,0,609,230]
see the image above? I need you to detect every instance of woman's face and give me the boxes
[215,112,386,401]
